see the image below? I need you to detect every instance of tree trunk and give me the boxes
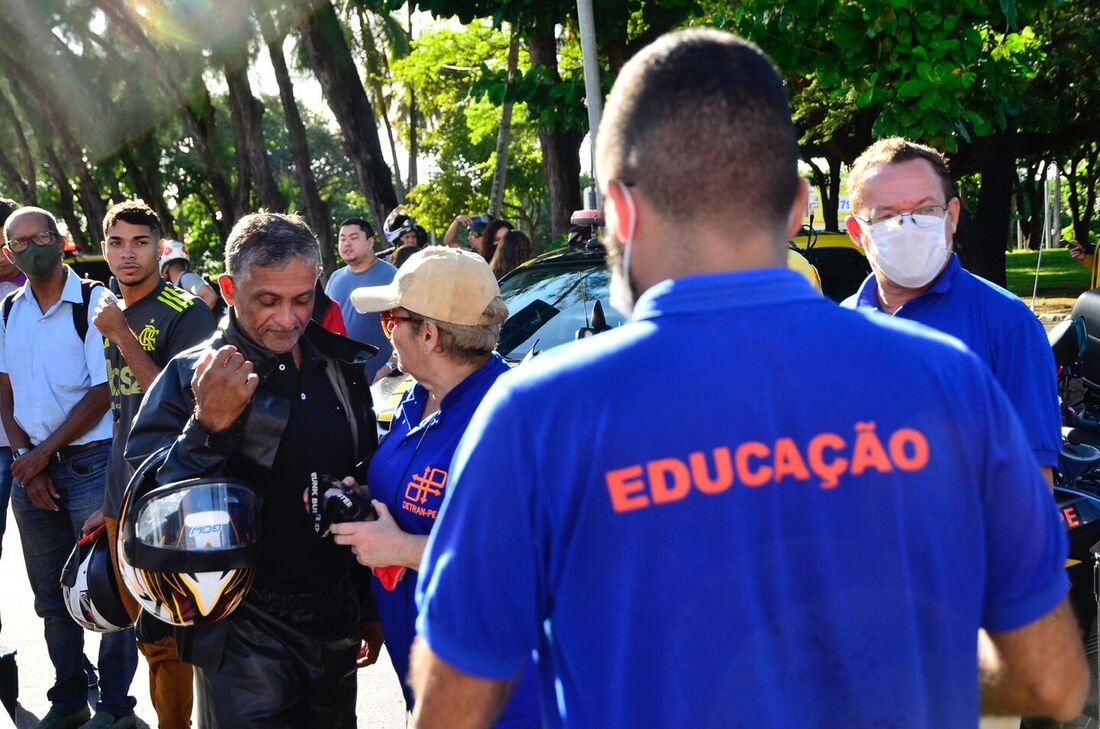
[93,0,236,234]
[405,9,418,191]
[226,79,254,217]
[259,10,335,277]
[40,145,86,251]
[964,131,1015,285]
[489,31,521,219]
[1017,159,1045,250]
[407,89,418,190]
[528,30,582,238]
[225,63,286,213]
[0,88,36,203]
[0,53,106,245]
[119,143,178,239]
[356,9,404,203]
[299,0,397,232]
[1066,146,1099,246]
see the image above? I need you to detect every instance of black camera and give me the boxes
[309,473,377,538]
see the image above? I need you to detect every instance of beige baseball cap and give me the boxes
[350,247,501,326]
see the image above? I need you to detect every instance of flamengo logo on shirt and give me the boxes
[605,421,930,513]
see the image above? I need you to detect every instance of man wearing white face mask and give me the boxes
[842,137,1060,484]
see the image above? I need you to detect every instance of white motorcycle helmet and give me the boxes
[159,239,190,273]
[61,525,132,633]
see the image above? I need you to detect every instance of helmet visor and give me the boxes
[134,481,258,552]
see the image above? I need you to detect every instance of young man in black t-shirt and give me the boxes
[83,201,215,729]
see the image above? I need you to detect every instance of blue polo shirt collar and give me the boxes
[855,254,961,310]
[15,265,84,312]
[401,353,509,437]
[633,268,820,322]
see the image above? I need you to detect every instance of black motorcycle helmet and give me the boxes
[61,524,132,633]
[118,447,261,626]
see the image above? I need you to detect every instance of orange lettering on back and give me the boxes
[647,457,691,504]
[689,448,734,494]
[773,438,811,482]
[888,428,930,471]
[606,465,650,513]
[735,442,772,487]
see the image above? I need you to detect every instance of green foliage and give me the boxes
[732,0,1045,152]
[393,22,549,241]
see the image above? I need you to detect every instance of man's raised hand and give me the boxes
[192,345,259,432]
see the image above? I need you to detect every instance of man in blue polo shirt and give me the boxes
[408,30,1086,729]
[841,138,1060,484]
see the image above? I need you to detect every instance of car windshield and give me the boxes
[497,261,625,360]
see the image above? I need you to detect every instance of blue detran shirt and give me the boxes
[366,353,540,727]
[843,253,1061,467]
[416,268,1067,729]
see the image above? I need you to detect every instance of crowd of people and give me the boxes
[0,26,1089,729]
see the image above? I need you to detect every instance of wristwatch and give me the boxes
[13,447,30,460]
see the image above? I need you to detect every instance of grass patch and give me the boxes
[1003,248,1093,318]
[1005,248,1091,298]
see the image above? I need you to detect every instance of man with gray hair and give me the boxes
[125,213,382,727]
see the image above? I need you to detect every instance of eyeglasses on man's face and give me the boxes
[6,229,58,254]
[854,203,951,231]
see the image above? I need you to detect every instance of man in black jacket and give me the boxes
[124,213,381,728]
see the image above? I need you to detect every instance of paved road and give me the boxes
[0,513,410,728]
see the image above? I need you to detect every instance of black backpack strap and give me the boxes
[71,279,103,342]
[1,289,17,329]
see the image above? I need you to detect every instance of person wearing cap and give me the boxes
[159,239,221,311]
[325,217,396,381]
[442,213,493,254]
[329,247,539,727]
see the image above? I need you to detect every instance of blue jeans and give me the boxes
[11,443,138,716]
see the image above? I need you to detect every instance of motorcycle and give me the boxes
[1047,306,1100,724]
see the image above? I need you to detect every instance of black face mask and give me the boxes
[12,238,62,279]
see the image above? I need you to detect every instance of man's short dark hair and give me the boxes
[596,29,799,230]
[339,217,374,238]
[226,213,320,281]
[103,200,162,239]
[0,198,18,229]
[848,138,957,214]
[3,206,59,241]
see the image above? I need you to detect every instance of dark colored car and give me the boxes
[64,252,111,284]
[496,245,624,361]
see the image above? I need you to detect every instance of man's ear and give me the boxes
[786,178,810,238]
[1,247,14,267]
[845,215,867,253]
[100,240,108,259]
[946,196,961,238]
[218,274,237,306]
[604,181,637,247]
